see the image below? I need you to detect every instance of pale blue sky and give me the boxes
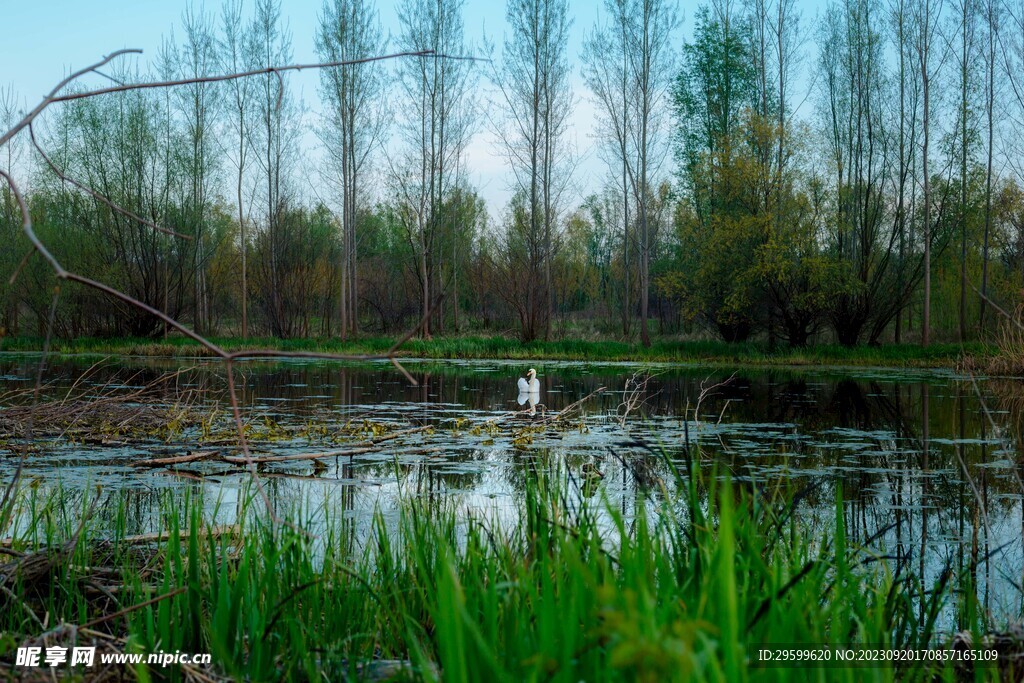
[0,0,821,217]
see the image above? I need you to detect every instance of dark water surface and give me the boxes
[1,354,1022,622]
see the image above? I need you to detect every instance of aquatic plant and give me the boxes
[0,457,1016,681]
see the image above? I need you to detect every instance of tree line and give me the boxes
[2,0,1024,347]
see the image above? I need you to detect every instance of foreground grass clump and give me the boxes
[0,466,1007,681]
[0,334,991,368]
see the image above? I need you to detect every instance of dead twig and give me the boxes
[80,586,187,629]
[617,370,663,427]
[692,372,737,430]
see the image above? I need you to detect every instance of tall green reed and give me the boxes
[0,458,1001,681]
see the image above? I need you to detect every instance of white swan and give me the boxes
[517,369,540,416]
[517,368,540,393]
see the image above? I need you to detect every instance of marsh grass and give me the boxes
[0,459,1010,681]
[0,335,989,369]
[957,304,1024,377]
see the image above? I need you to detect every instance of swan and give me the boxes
[517,368,540,393]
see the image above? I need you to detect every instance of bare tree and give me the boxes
[175,6,221,334]
[769,0,801,240]
[316,0,388,340]
[248,0,301,336]
[0,86,23,336]
[490,0,573,341]
[0,86,21,190]
[583,0,677,346]
[890,0,921,342]
[219,0,256,338]
[391,0,476,338]
[979,0,1000,328]
[914,0,943,346]
[629,0,678,347]
[582,1,634,336]
[948,0,979,342]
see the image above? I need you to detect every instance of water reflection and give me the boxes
[517,390,540,415]
[1,356,1022,624]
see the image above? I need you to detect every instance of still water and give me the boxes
[1,355,1022,622]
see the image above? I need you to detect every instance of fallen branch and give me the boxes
[133,450,222,468]
[220,446,438,465]
[0,539,76,584]
[618,371,663,427]
[121,524,240,545]
[540,387,606,425]
[220,446,376,464]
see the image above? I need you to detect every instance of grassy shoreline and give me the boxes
[0,334,993,368]
[0,463,1003,681]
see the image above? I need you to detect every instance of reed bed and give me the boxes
[0,458,1018,681]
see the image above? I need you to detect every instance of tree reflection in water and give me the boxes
[1,358,1021,625]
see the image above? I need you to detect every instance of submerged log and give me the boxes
[133,450,222,467]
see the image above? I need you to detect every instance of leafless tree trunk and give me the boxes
[249,0,300,337]
[220,0,254,338]
[392,0,475,338]
[0,87,22,336]
[584,2,633,337]
[980,0,998,328]
[626,0,676,347]
[891,0,917,343]
[951,0,977,342]
[174,7,220,335]
[490,0,571,341]
[317,0,388,340]
[915,0,942,347]
[583,0,676,347]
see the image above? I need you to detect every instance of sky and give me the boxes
[0,0,823,219]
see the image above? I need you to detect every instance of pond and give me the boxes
[1,354,1022,624]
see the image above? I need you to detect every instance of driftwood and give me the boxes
[81,587,187,629]
[1,524,239,549]
[155,468,209,482]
